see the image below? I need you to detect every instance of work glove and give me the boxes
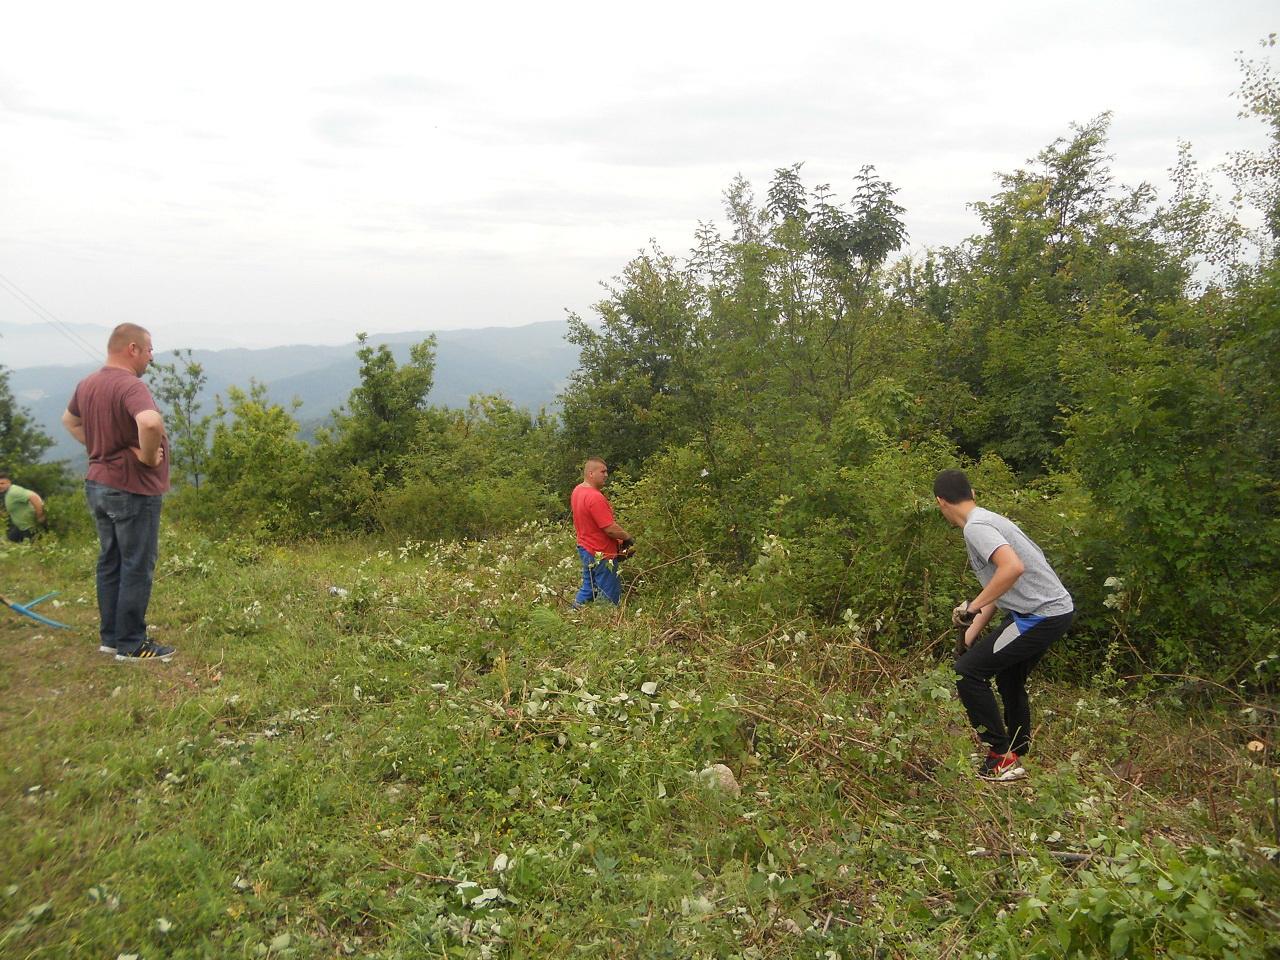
[616,537,636,561]
[952,601,977,627]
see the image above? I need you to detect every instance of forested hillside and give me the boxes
[8,322,578,466]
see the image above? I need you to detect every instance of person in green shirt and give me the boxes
[1,471,46,543]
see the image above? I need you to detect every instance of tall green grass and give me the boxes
[1,525,1276,958]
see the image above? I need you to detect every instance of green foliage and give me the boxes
[1227,33,1280,246]
[148,348,212,490]
[560,250,707,474]
[3,527,1277,958]
[374,395,562,541]
[0,364,69,497]
[1028,840,1271,959]
[560,166,941,586]
[559,165,919,481]
[334,334,436,481]
[24,45,1280,688]
[307,334,437,531]
[553,104,1279,681]
[1225,261,1280,483]
[938,115,1187,476]
[198,381,312,536]
[628,418,977,641]
[1061,299,1279,674]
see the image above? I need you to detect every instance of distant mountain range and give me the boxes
[6,322,582,466]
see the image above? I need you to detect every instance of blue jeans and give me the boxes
[575,547,621,606]
[86,481,162,654]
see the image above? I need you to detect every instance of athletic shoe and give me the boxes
[99,643,117,654]
[979,750,1026,782]
[115,641,176,663]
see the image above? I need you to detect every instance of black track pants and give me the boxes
[955,610,1074,755]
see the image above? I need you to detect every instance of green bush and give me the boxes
[1023,840,1272,959]
[1062,301,1280,677]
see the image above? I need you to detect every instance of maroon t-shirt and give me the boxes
[67,367,170,495]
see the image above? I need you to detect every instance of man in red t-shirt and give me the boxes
[570,457,633,606]
[63,323,175,662]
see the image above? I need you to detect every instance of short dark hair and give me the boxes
[933,469,974,504]
[0,470,11,481]
[108,322,150,354]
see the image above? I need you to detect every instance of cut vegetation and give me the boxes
[2,528,1276,958]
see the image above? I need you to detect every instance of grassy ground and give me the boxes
[1,523,1277,959]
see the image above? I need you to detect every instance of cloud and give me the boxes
[465,65,1008,173]
[311,107,382,147]
[319,74,456,102]
[208,178,277,198]
[0,77,122,135]
[404,186,701,231]
[486,87,864,167]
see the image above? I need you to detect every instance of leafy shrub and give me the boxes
[1062,301,1280,677]
[1021,840,1272,959]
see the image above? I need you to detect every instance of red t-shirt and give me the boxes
[68,367,170,496]
[571,482,618,557]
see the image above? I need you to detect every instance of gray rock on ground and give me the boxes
[697,763,740,796]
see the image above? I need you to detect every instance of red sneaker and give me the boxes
[979,750,1025,781]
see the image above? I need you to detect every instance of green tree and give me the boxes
[1223,261,1280,499]
[377,394,561,540]
[309,334,437,531]
[148,349,211,490]
[935,115,1189,476]
[0,364,68,495]
[560,165,914,477]
[560,249,706,475]
[201,381,311,536]
[0,365,53,468]
[1061,298,1278,675]
[1226,33,1280,248]
[560,166,924,567]
[1159,141,1250,285]
[330,334,436,482]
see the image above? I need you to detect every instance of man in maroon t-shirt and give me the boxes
[570,457,633,606]
[63,323,175,662]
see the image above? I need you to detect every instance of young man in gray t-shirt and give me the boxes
[934,469,1074,781]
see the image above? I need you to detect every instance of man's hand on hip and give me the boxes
[131,445,166,468]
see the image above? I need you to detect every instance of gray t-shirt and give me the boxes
[963,506,1073,617]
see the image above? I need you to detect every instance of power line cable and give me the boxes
[0,272,102,361]
[0,271,102,363]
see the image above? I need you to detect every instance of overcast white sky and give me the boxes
[1,1,1274,354]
